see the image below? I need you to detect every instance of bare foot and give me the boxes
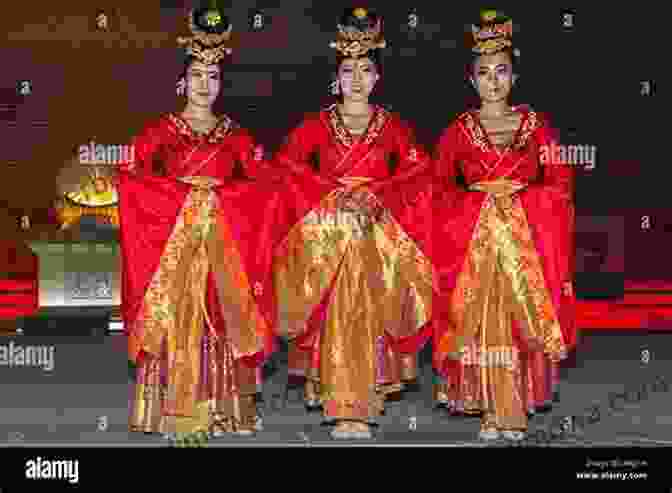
[334,422,354,433]
[350,422,372,439]
[330,421,355,439]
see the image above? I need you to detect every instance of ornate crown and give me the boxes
[471,10,513,55]
[329,8,386,58]
[177,7,233,65]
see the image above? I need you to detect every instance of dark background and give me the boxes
[0,2,665,279]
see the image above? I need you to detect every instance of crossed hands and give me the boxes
[177,176,223,189]
[468,179,527,197]
[326,177,383,218]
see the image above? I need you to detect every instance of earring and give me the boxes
[177,77,186,96]
[330,78,340,96]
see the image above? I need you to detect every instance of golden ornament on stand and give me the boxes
[54,165,119,230]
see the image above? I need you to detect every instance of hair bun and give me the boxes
[340,7,378,31]
[477,9,510,27]
[192,7,231,35]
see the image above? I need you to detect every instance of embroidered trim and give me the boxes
[167,112,236,144]
[513,110,539,151]
[457,107,541,153]
[325,103,390,148]
[459,112,489,153]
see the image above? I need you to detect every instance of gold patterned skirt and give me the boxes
[129,183,264,435]
[287,342,419,400]
[276,192,433,420]
[434,194,566,431]
[130,337,257,435]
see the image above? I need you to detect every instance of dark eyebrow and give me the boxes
[478,64,509,70]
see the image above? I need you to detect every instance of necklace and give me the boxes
[181,112,218,134]
[479,107,513,119]
[345,120,368,132]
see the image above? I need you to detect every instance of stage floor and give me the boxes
[0,331,670,446]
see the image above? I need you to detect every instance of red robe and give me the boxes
[274,104,436,349]
[117,113,287,369]
[272,104,435,416]
[432,106,575,395]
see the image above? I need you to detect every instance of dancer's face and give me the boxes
[338,57,379,102]
[472,51,514,104]
[186,61,221,108]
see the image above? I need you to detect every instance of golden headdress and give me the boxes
[177,5,234,65]
[329,7,386,58]
[471,10,513,55]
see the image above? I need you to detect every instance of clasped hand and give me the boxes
[326,176,382,217]
[177,176,223,189]
[468,179,527,197]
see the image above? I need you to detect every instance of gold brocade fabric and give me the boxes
[436,192,566,430]
[129,180,261,434]
[130,344,257,435]
[275,189,433,419]
[288,343,418,382]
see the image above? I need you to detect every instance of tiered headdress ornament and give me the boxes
[329,7,386,57]
[177,4,233,65]
[471,10,513,55]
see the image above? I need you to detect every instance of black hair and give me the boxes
[336,50,382,73]
[192,5,231,35]
[339,7,379,31]
[178,55,225,81]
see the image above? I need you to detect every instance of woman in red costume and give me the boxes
[120,6,283,442]
[273,7,435,439]
[431,10,576,441]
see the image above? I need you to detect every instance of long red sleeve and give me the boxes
[524,114,577,349]
[434,122,462,187]
[532,115,575,284]
[535,117,574,201]
[119,119,165,176]
[368,120,432,193]
[233,129,283,182]
[273,117,339,187]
